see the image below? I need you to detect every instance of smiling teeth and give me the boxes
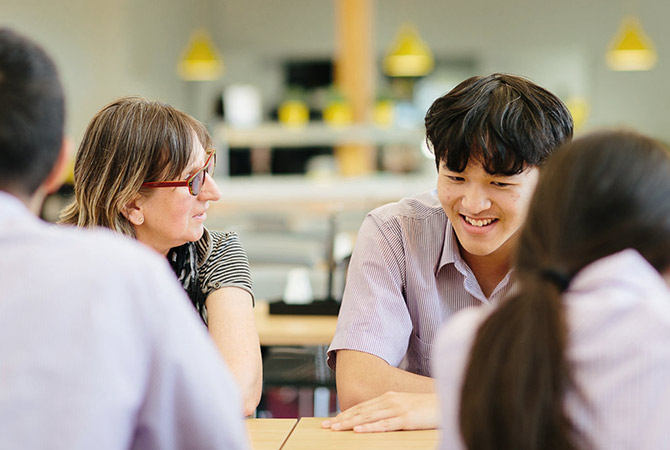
[464,217,494,227]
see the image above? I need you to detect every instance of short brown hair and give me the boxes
[59,96,211,237]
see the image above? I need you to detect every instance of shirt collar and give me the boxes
[436,219,465,274]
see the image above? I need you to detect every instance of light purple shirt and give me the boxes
[0,192,248,450]
[328,190,515,376]
[434,249,670,450]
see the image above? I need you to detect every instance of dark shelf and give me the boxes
[268,299,340,316]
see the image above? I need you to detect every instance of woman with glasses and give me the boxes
[433,130,670,449]
[60,96,262,416]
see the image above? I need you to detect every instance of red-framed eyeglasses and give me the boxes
[142,150,216,196]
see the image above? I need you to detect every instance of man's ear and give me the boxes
[122,197,145,226]
[42,137,72,194]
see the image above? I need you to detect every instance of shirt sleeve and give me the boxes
[327,210,413,370]
[198,230,255,304]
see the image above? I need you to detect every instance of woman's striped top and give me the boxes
[169,228,254,325]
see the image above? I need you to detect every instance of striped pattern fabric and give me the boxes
[194,228,254,324]
[327,189,516,377]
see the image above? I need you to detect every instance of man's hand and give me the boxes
[321,392,438,433]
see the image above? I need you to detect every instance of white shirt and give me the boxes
[434,249,670,450]
[0,192,248,450]
[328,190,514,376]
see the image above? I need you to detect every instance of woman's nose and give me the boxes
[199,172,221,201]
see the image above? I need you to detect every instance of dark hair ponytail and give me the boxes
[458,130,670,450]
[460,280,576,450]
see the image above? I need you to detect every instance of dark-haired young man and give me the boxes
[323,73,574,432]
[0,28,247,449]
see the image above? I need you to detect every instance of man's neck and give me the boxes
[460,245,512,298]
[25,192,46,215]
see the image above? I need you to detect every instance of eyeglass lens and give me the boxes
[189,153,216,195]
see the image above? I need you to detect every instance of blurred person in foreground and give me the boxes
[324,73,573,432]
[59,96,262,415]
[0,27,248,449]
[435,130,670,449]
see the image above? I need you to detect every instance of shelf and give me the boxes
[208,173,435,212]
[213,122,425,148]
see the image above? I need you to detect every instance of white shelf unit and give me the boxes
[207,122,434,302]
[213,121,425,149]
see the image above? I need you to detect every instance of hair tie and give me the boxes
[539,268,571,292]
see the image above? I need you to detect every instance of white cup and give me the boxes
[224,84,262,128]
[283,267,313,304]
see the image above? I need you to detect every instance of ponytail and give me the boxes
[459,276,580,450]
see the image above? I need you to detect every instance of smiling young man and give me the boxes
[324,73,573,432]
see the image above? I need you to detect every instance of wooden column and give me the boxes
[334,0,376,176]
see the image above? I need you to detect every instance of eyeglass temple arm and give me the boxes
[142,180,188,187]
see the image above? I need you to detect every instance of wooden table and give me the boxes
[247,418,298,450]
[282,417,439,450]
[254,301,338,346]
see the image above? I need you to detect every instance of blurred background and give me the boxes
[3,0,667,144]
[5,0,667,416]
[8,0,665,299]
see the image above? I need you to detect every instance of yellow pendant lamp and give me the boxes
[606,16,657,71]
[177,29,224,81]
[383,23,434,77]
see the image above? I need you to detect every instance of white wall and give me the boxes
[2,0,669,144]
[2,0,132,144]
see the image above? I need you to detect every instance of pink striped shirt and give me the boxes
[327,189,516,376]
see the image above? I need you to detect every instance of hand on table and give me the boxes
[321,392,438,433]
